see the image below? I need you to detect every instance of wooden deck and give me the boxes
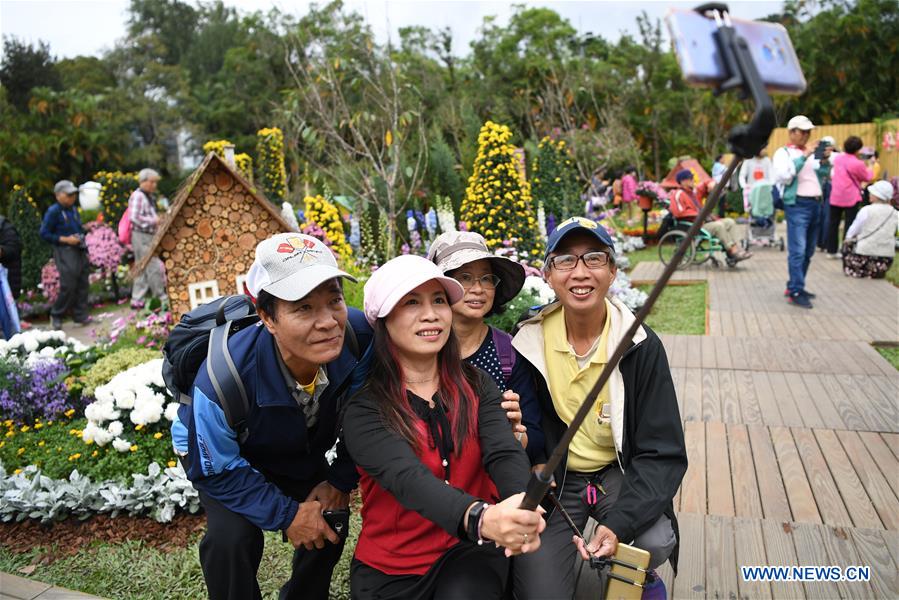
[585,246,898,599]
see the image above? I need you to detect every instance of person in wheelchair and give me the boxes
[669,170,752,262]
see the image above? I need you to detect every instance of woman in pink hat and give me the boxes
[342,254,544,599]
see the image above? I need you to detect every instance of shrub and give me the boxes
[81,347,161,398]
[461,121,544,261]
[530,136,580,221]
[8,185,50,292]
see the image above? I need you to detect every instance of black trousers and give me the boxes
[825,204,860,255]
[51,245,89,320]
[198,491,345,600]
[350,542,510,600]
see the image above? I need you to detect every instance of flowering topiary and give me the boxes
[8,185,50,292]
[530,136,580,221]
[85,224,124,272]
[302,195,352,263]
[461,121,544,261]
[234,153,253,183]
[95,171,138,226]
[256,127,287,203]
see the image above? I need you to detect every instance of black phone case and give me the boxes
[322,509,350,541]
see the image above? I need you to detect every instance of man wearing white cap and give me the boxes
[772,115,832,309]
[173,233,372,600]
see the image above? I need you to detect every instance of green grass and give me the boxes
[887,259,899,287]
[622,245,659,272]
[875,346,899,371]
[637,282,707,335]
[0,512,361,599]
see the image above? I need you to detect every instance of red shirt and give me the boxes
[353,399,500,575]
[669,188,702,220]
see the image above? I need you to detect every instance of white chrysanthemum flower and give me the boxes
[108,420,124,437]
[164,402,180,422]
[112,437,132,452]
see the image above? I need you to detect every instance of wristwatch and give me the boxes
[466,501,489,545]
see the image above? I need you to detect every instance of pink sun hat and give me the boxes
[363,255,465,325]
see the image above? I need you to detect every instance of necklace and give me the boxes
[404,374,437,384]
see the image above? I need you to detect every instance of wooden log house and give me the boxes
[133,151,292,319]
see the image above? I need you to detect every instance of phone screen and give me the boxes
[666,9,807,95]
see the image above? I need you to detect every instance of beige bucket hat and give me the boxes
[426,231,526,307]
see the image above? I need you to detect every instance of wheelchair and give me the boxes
[657,202,738,269]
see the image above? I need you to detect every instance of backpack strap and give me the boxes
[490,326,516,386]
[206,321,251,444]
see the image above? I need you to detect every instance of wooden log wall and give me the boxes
[159,162,284,318]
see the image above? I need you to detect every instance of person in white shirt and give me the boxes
[842,180,898,278]
[739,149,772,211]
[772,115,832,309]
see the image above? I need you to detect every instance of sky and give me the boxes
[0,0,785,59]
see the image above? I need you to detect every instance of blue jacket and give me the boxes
[40,203,83,245]
[172,308,373,531]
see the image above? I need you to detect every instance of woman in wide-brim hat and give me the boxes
[427,231,544,462]
[342,254,544,599]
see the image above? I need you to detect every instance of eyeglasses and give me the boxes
[453,272,501,290]
[548,251,611,271]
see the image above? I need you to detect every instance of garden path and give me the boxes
[577,245,899,598]
[0,572,102,599]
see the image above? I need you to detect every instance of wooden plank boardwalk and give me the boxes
[587,246,899,599]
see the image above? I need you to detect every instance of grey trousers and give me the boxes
[51,245,89,321]
[131,229,167,302]
[513,467,676,600]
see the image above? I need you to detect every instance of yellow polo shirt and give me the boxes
[543,301,617,472]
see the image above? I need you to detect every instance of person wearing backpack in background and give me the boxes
[128,168,168,309]
[427,231,544,463]
[171,233,373,600]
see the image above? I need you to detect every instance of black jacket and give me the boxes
[513,300,687,572]
[0,217,22,298]
[342,370,530,538]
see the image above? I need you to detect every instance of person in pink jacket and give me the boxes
[620,166,638,224]
[826,136,873,256]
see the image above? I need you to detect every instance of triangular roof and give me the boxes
[134,152,292,274]
[661,158,712,189]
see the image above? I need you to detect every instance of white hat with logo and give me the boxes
[246,233,356,301]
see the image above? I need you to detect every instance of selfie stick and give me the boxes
[520,2,777,512]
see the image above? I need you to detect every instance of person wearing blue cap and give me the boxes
[510,217,686,599]
[670,169,751,262]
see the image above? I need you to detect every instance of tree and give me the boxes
[281,2,428,257]
[0,37,62,111]
[776,0,899,123]
[461,121,543,261]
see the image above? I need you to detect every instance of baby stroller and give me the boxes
[743,183,784,250]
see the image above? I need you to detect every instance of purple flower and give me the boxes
[0,358,74,423]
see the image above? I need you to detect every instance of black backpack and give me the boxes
[163,295,359,443]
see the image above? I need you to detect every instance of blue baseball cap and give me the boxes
[544,217,615,261]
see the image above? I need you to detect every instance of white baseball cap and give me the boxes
[246,233,356,301]
[787,115,815,131]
